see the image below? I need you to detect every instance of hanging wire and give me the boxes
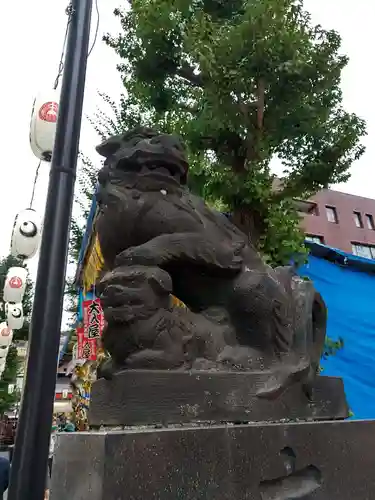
[53,0,99,90]
[29,1,99,214]
[28,1,98,212]
[27,4,74,212]
[29,160,42,209]
[53,3,74,90]
[88,0,100,57]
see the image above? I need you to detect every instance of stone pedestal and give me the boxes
[88,370,349,426]
[51,420,375,499]
[50,370,367,499]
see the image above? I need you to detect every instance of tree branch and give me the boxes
[256,78,265,131]
[178,103,200,114]
[176,64,204,87]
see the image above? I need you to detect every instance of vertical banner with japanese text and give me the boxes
[77,328,97,361]
[83,298,104,339]
[77,298,104,361]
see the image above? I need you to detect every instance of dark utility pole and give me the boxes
[8,0,93,498]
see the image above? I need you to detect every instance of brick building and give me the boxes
[301,189,375,258]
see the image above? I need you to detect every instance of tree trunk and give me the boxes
[230,206,265,248]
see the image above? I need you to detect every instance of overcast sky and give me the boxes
[0,0,374,279]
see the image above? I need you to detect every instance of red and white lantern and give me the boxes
[3,267,28,303]
[29,91,59,162]
[0,323,13,347]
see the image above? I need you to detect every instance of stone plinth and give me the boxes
[89,370,348,427]
[51,420,375,500]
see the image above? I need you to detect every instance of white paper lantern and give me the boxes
[7,303,24,330]
[29,91,59,161]
[11,209,42,259]
[3,267,28,303]
[0,322,13,347]
[0,347,9,359]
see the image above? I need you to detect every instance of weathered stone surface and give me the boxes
[50,420,375,500]
[51,433,105,500]
[89,370,348,427]
[93,128,327,400]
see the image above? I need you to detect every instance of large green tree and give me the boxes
[0,255,33,415]
[102,0,366,264]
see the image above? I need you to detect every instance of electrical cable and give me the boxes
[53,0,98,90]
[53,3,74,90]
[29,160,42,209]
[29,0,98,213]
[88,0,100,57]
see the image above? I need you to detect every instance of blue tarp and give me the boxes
[299,248,375,420]
[77,194,98,272]
[58,331,70,364]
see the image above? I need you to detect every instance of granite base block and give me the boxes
[89,370,348,426]
[50,419,375,500]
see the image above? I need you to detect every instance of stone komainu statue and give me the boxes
[94,127,326,397]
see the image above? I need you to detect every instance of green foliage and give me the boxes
[322,336,344,360]
[261,198,308,266]
[68,93,125,282]
[103,0,366,264]
[65,152,103,332]
[64,154,95,329]
[318,336,344,371]
[69,154,99,266]
[0,345,19,416]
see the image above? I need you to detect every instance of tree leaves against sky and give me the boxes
[101,0,366,265]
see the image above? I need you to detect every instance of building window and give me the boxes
[366,214,375,230]
[326,206,338,223]
[352,243,375,260]
[353,211,363,228]
[305,235,324,244]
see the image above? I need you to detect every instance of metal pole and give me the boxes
[8,1,93,498]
